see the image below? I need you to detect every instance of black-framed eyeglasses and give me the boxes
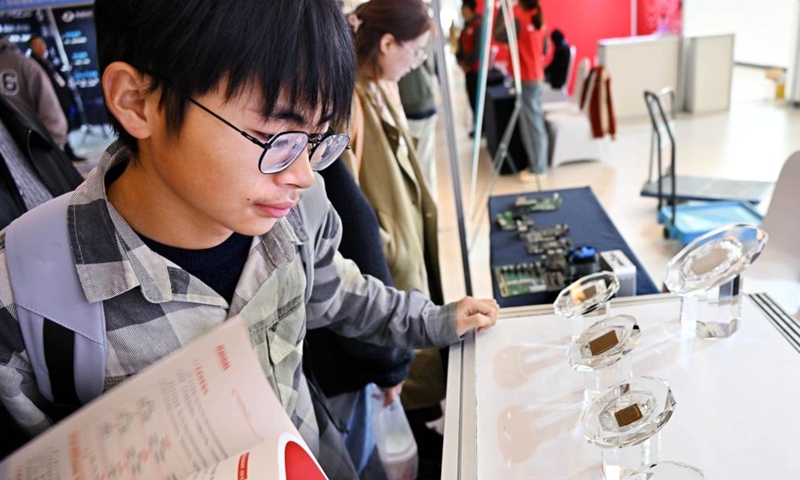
[188,98,350,174]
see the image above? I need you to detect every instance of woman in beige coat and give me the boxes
[347,0,442,304]
[345,0,447,444]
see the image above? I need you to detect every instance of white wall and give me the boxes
[683,0,795,68]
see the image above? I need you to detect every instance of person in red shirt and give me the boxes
[513,0,548,180]
[456,0,482,137]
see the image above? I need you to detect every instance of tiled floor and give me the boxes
[66,65,800,308]
[434,65,800,303]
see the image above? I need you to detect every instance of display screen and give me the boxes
[1,4,105,126]
[0,1,88,12]
[0,8,45,44]
[52,5,105,125]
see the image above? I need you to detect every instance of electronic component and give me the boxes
[614,403,643,427]
[541,249,568,272]
[520,223,571,255]
[599,250,637,297]
[566,245,601,283]
[494,261,565,298]
[588,330,619,356]
[495,211,534,232]
[518,223,570,242]
[514,192,562,212]
[525,238,572,255]
[495,212,512,230]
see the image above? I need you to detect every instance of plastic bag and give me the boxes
[369,384,419,480]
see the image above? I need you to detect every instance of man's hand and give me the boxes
[454,297,499,336]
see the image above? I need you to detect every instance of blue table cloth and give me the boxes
[489,187,660,307]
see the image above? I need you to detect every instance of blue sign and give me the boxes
[0,1,90,12]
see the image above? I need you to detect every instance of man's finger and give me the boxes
[473,299,499,325]
[467,312,492,330]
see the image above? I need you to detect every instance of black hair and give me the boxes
[462,0,477,11]
[519,0,544,30]
[94,0,356,153]
[551,29,564,44]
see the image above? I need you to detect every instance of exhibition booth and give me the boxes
[1,0,799,479]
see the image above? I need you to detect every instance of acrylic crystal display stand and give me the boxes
[621,461,705,480]
[567,315,641,401]
[664,223,768,338]
[554,272,620,341]
[582,377,676,480]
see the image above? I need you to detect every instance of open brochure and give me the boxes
[0,316,327,480]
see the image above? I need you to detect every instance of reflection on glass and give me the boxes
[496,403,580,465]
[622,461,705,479]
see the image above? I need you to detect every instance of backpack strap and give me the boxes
[5,193,106,407]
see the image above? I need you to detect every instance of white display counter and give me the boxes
[683,34,735,114]
[597,35,681,118]
[443,293,799,479]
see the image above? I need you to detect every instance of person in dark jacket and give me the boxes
[0,94,83,230]
[0,34,67,149]
[28,35,86,161]
[544,29,570,90]
[306,158,413,479]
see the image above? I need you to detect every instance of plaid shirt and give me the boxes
[0,141,459,475]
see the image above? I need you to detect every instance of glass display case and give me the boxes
[582,377,676,479]
[665,223,768,338]
[567,314,641,399]
[555,272,620,340]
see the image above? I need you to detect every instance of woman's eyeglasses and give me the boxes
[401,42,428,70]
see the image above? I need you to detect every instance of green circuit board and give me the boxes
[514,192,563,212]
[495,211,534,232]
[494,257,567,298]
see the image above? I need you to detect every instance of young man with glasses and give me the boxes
[0,0,498,477]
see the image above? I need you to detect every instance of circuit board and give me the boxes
[514,192,562,212]
[540,249,569,273]
[525,238,572,255]
[493,194,580,297]
[495,264,546,297]
[495,211,534,232]
[519,223,571,255]
[519,223,569,241]
[494,254,568,298]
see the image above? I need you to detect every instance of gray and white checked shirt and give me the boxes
[0,141,459,473]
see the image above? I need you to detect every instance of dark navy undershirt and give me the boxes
[137,231,252,305]
[106,160,251,304]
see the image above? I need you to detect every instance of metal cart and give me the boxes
[642,88,771,244]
